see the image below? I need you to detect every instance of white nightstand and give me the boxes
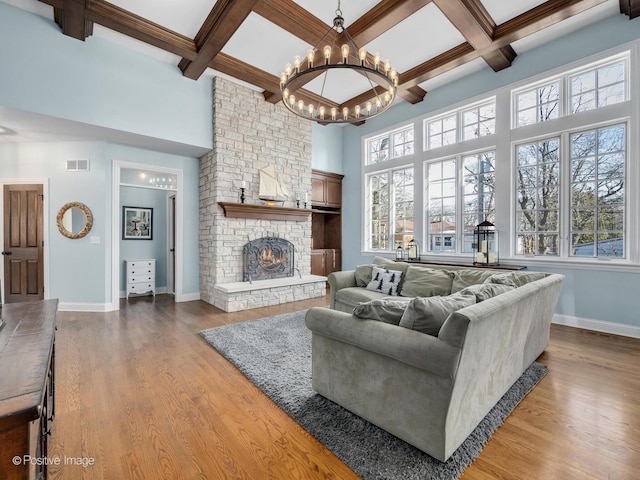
[126,259,156,299]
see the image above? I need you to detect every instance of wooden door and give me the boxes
[2,184,44,303]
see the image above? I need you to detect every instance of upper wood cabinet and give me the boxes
[311,170,343,208]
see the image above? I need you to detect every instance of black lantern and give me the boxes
[396,243,405,261]
[473,220,499,266]
[407,238,420,261]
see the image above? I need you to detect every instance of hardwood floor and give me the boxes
[48,295,640,479]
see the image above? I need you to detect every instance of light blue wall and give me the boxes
[0,142,200,306]
[120,187,169,292]
[340,13,640,329]
[0,2,212,151]
[311,124,343,173]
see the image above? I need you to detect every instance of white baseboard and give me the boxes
[58,302,113,312]
[177,292,200,302]
[553,314,640,339]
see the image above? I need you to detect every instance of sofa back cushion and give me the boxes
[354,264,373,287]
[399,291,476,336]
[484,271,548,287]
[458,283,515,302]
[450,269,497,292]
[400,266,454,297]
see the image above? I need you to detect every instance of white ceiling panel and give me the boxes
[481,0,547,26]
[294,0,374,28]
[364,3,466,73]
[303,68,385,105]
[107,0,215,37]
[222,12,312,77]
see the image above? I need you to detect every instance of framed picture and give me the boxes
[123,206,153,240]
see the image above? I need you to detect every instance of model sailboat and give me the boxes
[259,164,289,205]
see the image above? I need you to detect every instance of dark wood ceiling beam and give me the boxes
[253,0,330,45]
[432,0,515,72]
[347,0,432,45]
[53,0,93,41]
[401,0,607,89]
[179,0,259,80]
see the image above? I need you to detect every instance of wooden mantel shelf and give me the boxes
[218,202,311,221]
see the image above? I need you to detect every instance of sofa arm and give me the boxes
[327,270,357,309]
[305,307,461,379]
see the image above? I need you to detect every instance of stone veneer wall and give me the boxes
[199,76,314,308]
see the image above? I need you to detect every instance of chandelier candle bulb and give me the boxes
[307,49,315,67]
[294,55,301,72]
[374,53,381,70]
[342,107,348,120]
[341,44,349,62]
[354,105,361,118]
[319,106,325,119]
[308,104,314,116]
[331,107,337,120]
[359,47,367,65]
[285,63,292,77]
[324,46,332,64]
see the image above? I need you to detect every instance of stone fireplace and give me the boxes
[199,77,326,312]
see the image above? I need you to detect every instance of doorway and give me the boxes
[111,161,183,310]
[167,194,176,295]
[2,183,45,303]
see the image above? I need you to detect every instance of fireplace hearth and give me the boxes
[243,237,295,282]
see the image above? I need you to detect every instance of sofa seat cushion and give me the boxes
[399,291,476,336]
[400,265,454,297]
[353,298,412,325]
[335,287,390,310]
[365,266,403,296]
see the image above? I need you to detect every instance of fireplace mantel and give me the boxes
[218,202,311,222]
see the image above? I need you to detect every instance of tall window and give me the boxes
[366,168,414,251]
[570,124,625,257]
[515,138,560,255]
[425,98,496,150]
[462,151,495,252]
[427,160,456,252]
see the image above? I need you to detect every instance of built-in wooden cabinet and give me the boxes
[311,170,343,277]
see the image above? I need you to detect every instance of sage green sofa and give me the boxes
[305,258,564,462]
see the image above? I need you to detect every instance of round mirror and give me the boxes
[56,202,93,239]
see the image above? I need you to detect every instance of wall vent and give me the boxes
[66,159,89,172]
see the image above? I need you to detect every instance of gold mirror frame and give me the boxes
[56,202,93,239]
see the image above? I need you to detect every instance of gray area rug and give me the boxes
[200,310,547,480]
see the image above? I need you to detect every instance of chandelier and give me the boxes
[280,0,398,125]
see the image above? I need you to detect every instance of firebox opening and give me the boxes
[243,237,295,282]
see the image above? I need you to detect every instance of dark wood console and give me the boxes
[0,299,58,480]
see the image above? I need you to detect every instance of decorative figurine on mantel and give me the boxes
[240,180,246,203]
[473,220,499,266]
[258,164,289,206]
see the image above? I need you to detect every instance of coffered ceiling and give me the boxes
[1,0,637,144]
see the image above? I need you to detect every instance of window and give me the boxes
[366,125,413,165]
[570,124,625,257]
[462,151,496,252]
[515,138,560,255]
[426,159,456,252]
[426,113,456,150]
[425,98,496,150]
[462,101,496,140]
[570,58,627,114]
[366,167,414,251]
[362,49,634,265]
[514,81,560,127]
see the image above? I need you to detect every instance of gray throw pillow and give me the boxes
[459,283,515,302]
[400,266,454,298]
[366,266,403,296]
[484,271,548,288]
[353,298,411,325]
[450,269,497,292]
[399,292,476,336]
[483,272,518,288]
[354,264,373,287]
